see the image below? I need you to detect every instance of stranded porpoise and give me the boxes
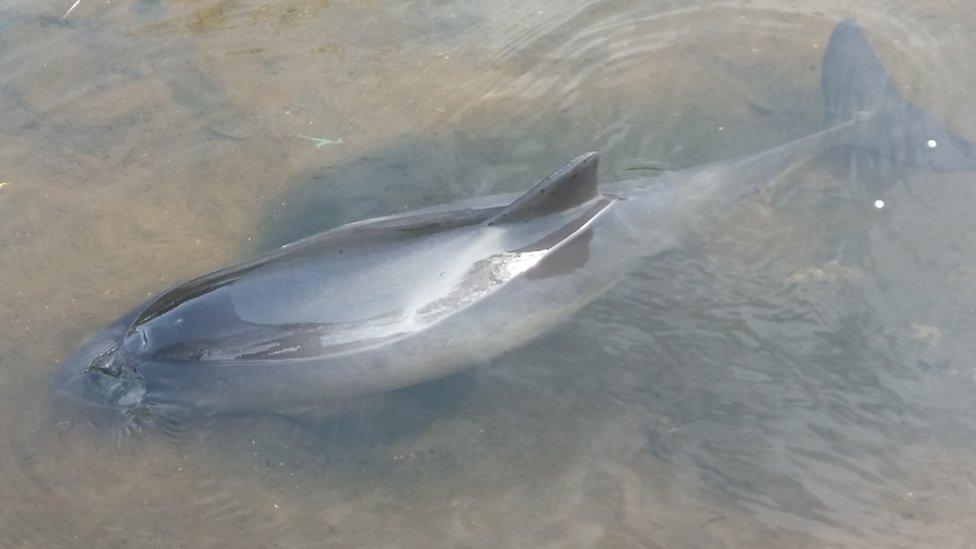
[52,21,976,426]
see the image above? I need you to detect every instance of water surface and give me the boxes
[2,0,976,546]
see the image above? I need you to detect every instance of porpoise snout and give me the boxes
[52,323,146,412]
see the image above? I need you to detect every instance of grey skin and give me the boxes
[52,21,976,424]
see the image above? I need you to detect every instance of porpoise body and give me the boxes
[52,21,976,424]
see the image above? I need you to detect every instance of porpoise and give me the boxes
[52,21,976,426]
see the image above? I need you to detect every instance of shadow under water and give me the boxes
[3,0,976,547]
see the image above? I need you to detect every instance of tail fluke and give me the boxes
[822,20,899,125]
[822,19,976,172]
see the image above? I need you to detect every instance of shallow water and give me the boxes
[3,0,976,546]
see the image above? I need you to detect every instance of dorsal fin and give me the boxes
[486,152,599,225]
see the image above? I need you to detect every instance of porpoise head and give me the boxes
[51,320,150,425]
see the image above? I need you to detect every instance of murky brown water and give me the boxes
[3,0,976,546]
